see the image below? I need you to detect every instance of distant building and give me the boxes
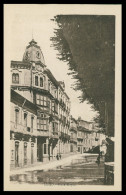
[69,116,77,153]
[77,118,93,153]
[77,118,104,153]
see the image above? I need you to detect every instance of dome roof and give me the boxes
[23,39,45,65]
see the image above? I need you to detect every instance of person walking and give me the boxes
[59,153,61,160]
[56,154,59,160]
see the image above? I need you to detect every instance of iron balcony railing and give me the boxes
[10,121,37,136]
[70,137,77,143]
[59,132,70,140]
[37,130,49,137]
[49,131,59,139]
[70,126,77,131]
[77,134,83,139]
[10,121,50,137]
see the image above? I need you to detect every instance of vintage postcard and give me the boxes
[4,4,122,191]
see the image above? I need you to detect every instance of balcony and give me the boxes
[70,126,77,132]
[10,121,37,136]
[49,131,59,139]
[59,132,70,140]
[53,131,59,139]
[70,137,77,143]
[65,133,70,140]
[58,131,61,137]
[37,130,49,137]
[59,99,67,110]
[77,134,83,140]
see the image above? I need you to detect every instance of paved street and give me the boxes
[10,154,105,185]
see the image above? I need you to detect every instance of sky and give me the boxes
[4,4,98,121]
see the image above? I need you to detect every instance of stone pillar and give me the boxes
[19,138,24,167]
[34,138,37,163]
[59,140,60,154]
[27,138,31,165]
[46,138,49,154]
[49,143,53,161]
[10,133,15,168]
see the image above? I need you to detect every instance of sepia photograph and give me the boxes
[4,4,121,191]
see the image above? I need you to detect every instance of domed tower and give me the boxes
[23,39,45,65]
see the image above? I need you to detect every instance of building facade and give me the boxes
[10,39,71,167]
[77,118,101,153]
[10,89,38,168]
[69,116,77,153]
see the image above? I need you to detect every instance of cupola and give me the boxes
[22,39,45,65]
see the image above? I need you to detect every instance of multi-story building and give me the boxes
[10,89,38,168]
[77,118,92,153]
[10,38,106,168]
[77,117,102,153]
[69,116,77,153]
[10,39,71,165]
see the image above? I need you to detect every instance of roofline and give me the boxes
[78,119,93,124]
[11,60,31,65]
[11,88,39,114]
[44,68,70,99]
[71,116,77,123]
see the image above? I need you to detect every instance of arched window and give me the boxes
[40,77,43,87]
[35,76,38,86]
[12,73,19,84]
[48,82,50,91]
[31,116,34,132]
[24,113,27,127]
[15,108,19,126]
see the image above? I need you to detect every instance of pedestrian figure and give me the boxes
[56,154,59,160]
[96,154,100,166]
[59,154,61,159]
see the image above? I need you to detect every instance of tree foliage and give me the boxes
[50,15,115,136]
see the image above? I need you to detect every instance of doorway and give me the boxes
[37,143,43,162]
[15,142,19,167]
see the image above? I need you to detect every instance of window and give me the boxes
[54,102,58,113]
[37,119,48,130]
[48,82,50,91]
[12,73,19,84]
[31,116,34,131]
[52,122,58,133]
[15,109,19,126]
[53,122,55,132]
[24,113,27,127]
[35,76,38,86]
[40,77,43,87]
[36,95,48,106]
[52,101,55,111]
